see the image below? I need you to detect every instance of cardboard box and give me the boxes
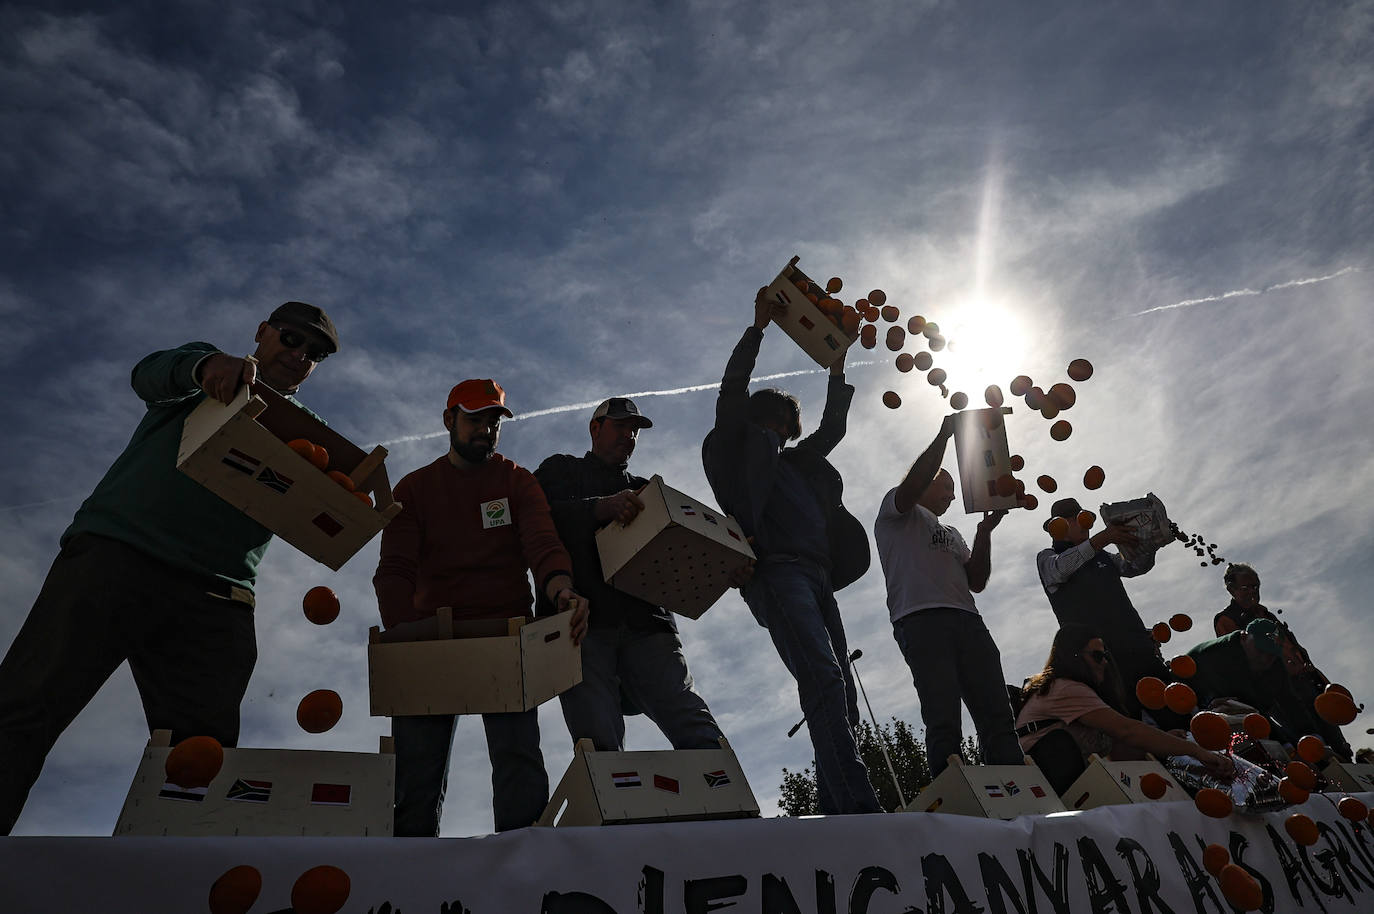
[368,607,581,716]
[177,382,402,570]
[537,738,759,827]
[596,475,755,619]
[762,255,856,367]
[1061,755,1187,810]
[904,756,1065,819]
[114,730,394,837]
[1320,760,1374,793]
[952,407,1021,513]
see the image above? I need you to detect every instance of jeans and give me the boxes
[0,534,256,835]
[892,607,1022,776]
[391,710,547,836]
[558,625,722,751]
[744,559,880,815]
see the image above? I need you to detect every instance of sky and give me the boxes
[2,0,1372,837]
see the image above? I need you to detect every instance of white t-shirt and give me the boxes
[873,487,977,622]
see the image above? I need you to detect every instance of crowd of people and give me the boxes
[0,293,1362,837]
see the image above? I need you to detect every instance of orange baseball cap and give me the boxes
[446,379,513,417]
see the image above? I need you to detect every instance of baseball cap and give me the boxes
[1245,619,1284,656]
[268,301,339,353]
[1043,497,1084,531]
[591,397,653,429]
[447,379,513,417]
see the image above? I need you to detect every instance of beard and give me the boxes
[450,427,496,464]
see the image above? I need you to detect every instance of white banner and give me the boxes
[3,794,1372,912]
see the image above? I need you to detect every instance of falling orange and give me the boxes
[886,326,906,351]
[1194,787,1233,818]
[292,865,352,914]
[1296,735,1326,764]
[1218,863,1261,910]
[913,351,933,371]
[1285,760,1317,790]
[1135,676,1167,710]
[928,368,948,386]
[1338,796,1369,821]
[994,474,1017,497]
[1068,358,1094,382]
[1164,681,1197,714]
[1169,655,1197,678]
[908,315,927,334]
[1152,622,1172,643]
[826,277,843,294]
[1314,691,1358,726]
[950,392,969,410]
[1050,420,1072,441]
[841,306,861,337]
[882,391,902,409]
[1202,844,1229,877]
[1047,517,1070,540]
[895,353,915,372]
[1009,375,1032,397]
[1083,466,1106,490]
[1169,613,1193,632]
[1140,772,1168,799]
[1278,777,1309,805]
[1037,475,1057,493]
[208,865,263,914]
[1242,713,1270,739]
[1189,711,1232,751]
[1020,494,1039,510]
[1048,382,1077,409]
[868,289,887,306]
[297,690,344,734]
[165,736,224,789]
[922,321,940,338]
[1076,510,1095,530]
[861,325,878,349]
[985,385,1004,408]
[928,335,946,352]
[302,586,341,625]
[881,305,900,322]
[1009,454,1025,471]
[1285,813,1319,846]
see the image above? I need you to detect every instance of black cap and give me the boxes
[1044,497,1084,531]
[269,301,339,354]
[591,397,653,428]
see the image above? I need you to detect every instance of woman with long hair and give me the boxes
[1016,624,1233,793]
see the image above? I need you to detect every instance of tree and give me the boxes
[778,718,983,815]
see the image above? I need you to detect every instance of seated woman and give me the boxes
[1016,625,1234,794]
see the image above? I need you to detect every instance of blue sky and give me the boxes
[2,1,1371,836]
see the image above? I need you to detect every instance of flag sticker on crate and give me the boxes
[983,784,1004,798]
[158,783,208,803]
[255,466,294,494]
[611,771,641,789]
[310,783,352,807]
[703,770,731,789]
[1030,785,1046,798]
[680,505,695,516]
[653,774,680,794]
[312,512,344,537]
[1003,781,1021,797]
[221,448,261,475]
[799,315,815,331]
[226,779,272,803]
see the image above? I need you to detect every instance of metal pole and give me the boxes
[849,649,907,808]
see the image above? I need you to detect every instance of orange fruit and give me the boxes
[860,324,878,349]
[825,277,843,294]
[1296,735,1326,763]
[908,315,927,334]
[1202,843,1230,876]
[292,865,351,914]
[311,444,329,470]
[1040,402,1060,420]
[1194,787,1233,818]
[1050,420,1072,441]
[1048,382,1076,410]
[1152,622,1172,643]
[1047,517,1070,540]
[302,586,340,625]
[1009,454,1025,471]
[927,334,947,352]
[1037,475,1057,493]
[994,474,1018,497]
[297,689,343,733]
[880,305,900,322]
[984,385,1004,408]
[1278,777,1310,805]
[868,289,887,306]
[165,735,224,789]
[1076,510,1095,530]
[1242,713,1270,739]
[1083,465,1106,490]
[922,320,940,338]
[1025,386,1045,409]
[1020,494,1039,511]
[792,278,808,291]
[865,306,881,322]
[841,306,861,337]
[1314,691,1357,726]
[1164,681,1198,715]
[1218,863,1262,911]
[1170,655,1197,678]
[913,351,933,371]
[1285,813,1319,846]
[1338,796,1369,821]
[1189,711,1232,751]
[886,326,906,351]
[949,392,969,410]
[882,391,902,409]
[1325,683,1353,698]
[1140,772,1168,799]
[1009,375,1032,396]
[1169,613,1193,632]
[287,438,316,462]
[1067,358,1094,382]
[208,865,262,914]
[354,491,374,508]
[928,368,947,386]
[805,292,820,305]
[895,353,915,372]
[1285,761,1316,790]
[1136,676,1167,710]
[326,469,356,491]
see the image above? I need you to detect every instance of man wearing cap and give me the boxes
[1036,497,1172,719]
[374,379,589,835]
[1187,620,1335,752]
[534,397,727,752]
[0,302,340,835]
[873,417,1022,776]
[701,290,880,815]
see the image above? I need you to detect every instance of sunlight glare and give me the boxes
[931,296,1033,396]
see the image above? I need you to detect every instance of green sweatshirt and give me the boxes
[63,342,313,592]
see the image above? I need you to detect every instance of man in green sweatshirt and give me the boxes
[0,302,339,835]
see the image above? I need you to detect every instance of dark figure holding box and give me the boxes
[0,302,339,835]
[701,288,879,816]
[373,379,589,836]
[534,398,732,752]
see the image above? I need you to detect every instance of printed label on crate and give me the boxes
[313,512,344,537]
[157,783,208,803]
[703,770,731,789]
[226,779,273,803]
[310,783,352,807]
[481,498,511,529]
[653,775,680,794]
[221,448,261,475]
[612,772,641,789]
[255,466,294,494]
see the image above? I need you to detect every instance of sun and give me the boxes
[925,295,1034,398]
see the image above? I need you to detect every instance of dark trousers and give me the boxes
[0,534,256,835]
[392,710,548,836]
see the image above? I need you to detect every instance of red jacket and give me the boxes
[374,454,572,628]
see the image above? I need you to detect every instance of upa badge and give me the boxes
[481,497,511,529]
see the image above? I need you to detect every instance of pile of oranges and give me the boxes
[286,438,373,508]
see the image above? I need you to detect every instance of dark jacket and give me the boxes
[533,451,676,633]
[1186,632,1322,744]
[700,326,869,590]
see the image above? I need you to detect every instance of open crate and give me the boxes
[904,755,1065,819]
[762,255,858,367]
[952,407,1020,513]
[177,382,402,570]
[1062,755,1186,810]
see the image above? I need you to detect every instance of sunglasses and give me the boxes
[1083,650,1110,664]
[272,325,331,362]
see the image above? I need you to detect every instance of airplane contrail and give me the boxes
[1130,266,1359,317]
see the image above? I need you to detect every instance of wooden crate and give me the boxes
[904,755,1065,819]
[368,608,582,716]
[952,407,1020,513]
[595,475,755,619]
[1320,760,1374,793]
[177,382,402,570]
[1061,755,1187,810]
[762,255,855,368]
[114,730,394,837]
[537,738,759,827]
